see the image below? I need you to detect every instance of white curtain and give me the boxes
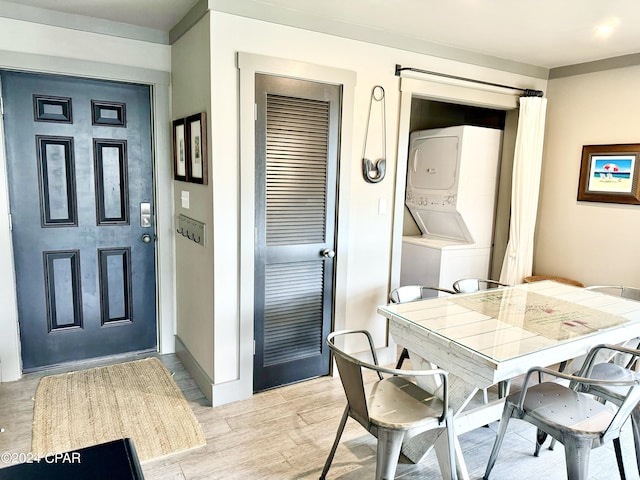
[499,96,548,285]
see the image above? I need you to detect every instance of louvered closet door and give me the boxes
[254,74,341,392]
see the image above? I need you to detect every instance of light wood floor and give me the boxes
[0,353,637,479]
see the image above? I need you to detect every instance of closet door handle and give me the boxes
[321,248,335,258]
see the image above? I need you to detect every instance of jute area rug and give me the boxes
[32,357,206,462]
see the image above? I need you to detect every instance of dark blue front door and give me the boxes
[2,71,157,370]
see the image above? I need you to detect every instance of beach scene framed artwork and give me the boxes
[577,143,640,204]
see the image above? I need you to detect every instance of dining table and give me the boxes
[377,280,640,480]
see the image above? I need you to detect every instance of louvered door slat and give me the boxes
[263,261,324,365]
[265,93,329,246]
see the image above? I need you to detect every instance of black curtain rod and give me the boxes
[395,64,544,97]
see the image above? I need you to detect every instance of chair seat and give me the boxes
[368,377,443,430]
[516,382,615,435]
[586,362,640,399]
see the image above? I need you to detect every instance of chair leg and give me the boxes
[483,403,515,480]
[375,428,405,480]
[445,412,458,480]
[563,437,592,480]
[558,360,568,372]
[433,414,459,480]
[319,405,349,480]
[534,428,548,456]
[630,410,640,475]
[613,437,627,480]
[395,348,409,369]
[498,379,511,398]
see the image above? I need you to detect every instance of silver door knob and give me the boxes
[141,234,152,243]
[321,248,335,258]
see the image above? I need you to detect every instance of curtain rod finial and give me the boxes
[523,89,544,97]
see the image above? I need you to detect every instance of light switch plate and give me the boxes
[378,197,387,215]
[181,191,190,209]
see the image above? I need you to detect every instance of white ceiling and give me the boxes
[7,0,640,69]
[11,0,200,31]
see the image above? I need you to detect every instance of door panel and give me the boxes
[254,74,341,391]
[94,139,129,224]
[1,71,156,370]
[36,136,78,226]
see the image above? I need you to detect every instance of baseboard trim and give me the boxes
[175,335,213,405]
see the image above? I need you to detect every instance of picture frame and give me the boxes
[577,143,640,204]
[185,112,207,185]
[172,118,188,182]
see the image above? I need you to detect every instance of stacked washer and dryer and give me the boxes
[400,125,503,289]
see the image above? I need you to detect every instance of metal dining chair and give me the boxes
[538,343,640,479]
[483,346,640,480]
[558,285,640,374]
[320,330,458,480]
[578,344,640,479]
[389,285,494,405]
[389,285,455,369]
[586,285,640,301]
[586,286,640,364]
[452,278,508,294]
[535,284,640,474]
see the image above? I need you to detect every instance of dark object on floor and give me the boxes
[0,438,144,480]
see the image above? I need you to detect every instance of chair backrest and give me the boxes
[326,330,380,429]
[389,285,455,303]
[452,278,507,294]
[603,384,640,442]
[574,343,640,442]
[586,285,640,302]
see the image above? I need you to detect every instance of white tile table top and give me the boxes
[378,281,640,366]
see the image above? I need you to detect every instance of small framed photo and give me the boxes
[577,144,640,204]
[172,118,188,182]
[186,112,207,185]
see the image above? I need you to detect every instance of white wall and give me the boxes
[535,66,640,287]
[0,17,170,72]
[0,17,172,382]
[172,16,215,382]
[202,11,546,401]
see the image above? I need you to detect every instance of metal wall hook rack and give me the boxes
[176,214,205,246]
[176,227,201,244]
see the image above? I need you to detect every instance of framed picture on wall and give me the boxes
[186,112,207,185]
[577,143,640,204]
[172,118,188,182]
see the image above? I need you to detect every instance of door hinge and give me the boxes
[253,340,256,355]
[0,96,4,117]
[7,213,11,231]
[254,103,257,121]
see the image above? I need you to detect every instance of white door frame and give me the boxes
[0,51,175,382]
[390,77,521,296]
